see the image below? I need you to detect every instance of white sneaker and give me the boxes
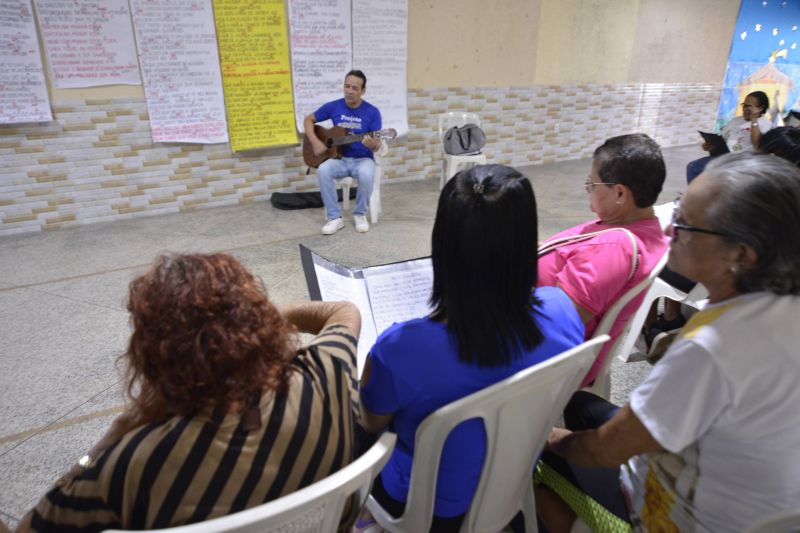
[321,218,344,235]
[354,214,369,233]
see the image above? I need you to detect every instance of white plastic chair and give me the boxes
[340,139,388,224]
[745,508,800,533]
[103,431,396,533]
[438,112,487,189]
[582,252,670,398]
[366,336,609,533]
[616,275,708,364]
[610,199,707,361]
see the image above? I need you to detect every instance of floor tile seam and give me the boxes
[532,175,558,193]
[0,380,124,455]
[0,264,153,293]
[388,213,437,222]
[27,286,130,314]
[0,510,18,526]
[261,265,305,293]
[0,232,330,292]
[0,405,126,450]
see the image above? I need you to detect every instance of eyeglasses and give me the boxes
[669,196,732,239]
[584,177,616,193]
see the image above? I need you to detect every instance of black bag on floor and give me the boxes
[270,188,356,210]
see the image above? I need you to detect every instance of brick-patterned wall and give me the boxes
[0,83,719,236]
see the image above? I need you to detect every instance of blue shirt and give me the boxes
[360,286,585,517]
[313,98,382,159]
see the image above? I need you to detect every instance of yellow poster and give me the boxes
[213,0,297,151]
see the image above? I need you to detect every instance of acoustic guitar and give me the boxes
[303,125,397,168]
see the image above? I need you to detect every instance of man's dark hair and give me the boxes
[429,164,544,366]
[759,126,800,167]
[593,133,666,207]
[345,70,367,89]
[748,90,769,115]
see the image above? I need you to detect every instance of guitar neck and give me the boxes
[329,131,377,147]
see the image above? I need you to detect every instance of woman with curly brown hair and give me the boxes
[18,253,361,532]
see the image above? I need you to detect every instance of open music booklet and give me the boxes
[299,245,433,375]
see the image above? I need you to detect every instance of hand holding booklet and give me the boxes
[698,130,730,157]
[300,245,433,375]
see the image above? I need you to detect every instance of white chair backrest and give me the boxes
[745,508,800,533]
[594,251,669,339]
[103,431,397,533]
[583,251,669,397]
[437,112,482,143]
[653,201,676,230]
[367,336,608,533]
[615,273,708,364]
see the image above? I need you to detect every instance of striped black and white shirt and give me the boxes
[31,325,358,531]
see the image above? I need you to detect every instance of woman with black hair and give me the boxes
[686,90,772,183]
[357,165,585,531]
[759,125,800,166]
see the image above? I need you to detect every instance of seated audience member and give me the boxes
[537,133,669,386]
[686,90,771,183]
[648,124,800,350]
[358,165,585,531]
[18,253,360,532]
[537,152,800,533]
[759,125,800,166]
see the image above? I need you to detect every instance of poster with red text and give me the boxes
[130,0,228,144]
[35,0,141,88]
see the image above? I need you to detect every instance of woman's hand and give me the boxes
[358,356,394,433]
[547,405,663,468]
[279,301,360,337]
[546,427,572,452]
[701,141,713,152]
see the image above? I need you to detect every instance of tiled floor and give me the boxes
[0,143,702,527]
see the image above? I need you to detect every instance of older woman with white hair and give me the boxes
[536,152,800,533]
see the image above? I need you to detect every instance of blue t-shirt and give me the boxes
[313,98,382,159]
[360,286,585,517]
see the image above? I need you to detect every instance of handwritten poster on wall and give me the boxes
[34,0,140,88]
[352,0,408,136]
[130,0,228,144]
[287,0,351,132]
[213,0,296,152]
[0,0,52,124]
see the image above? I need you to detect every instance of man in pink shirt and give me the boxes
[538,134,669,385]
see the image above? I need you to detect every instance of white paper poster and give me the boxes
[0,0,52,124]
[287,0,351,133]
[352,0,408,137]
[34,0,141,88]
[130,0,228,144]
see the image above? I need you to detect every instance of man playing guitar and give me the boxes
[303,70,382,235]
